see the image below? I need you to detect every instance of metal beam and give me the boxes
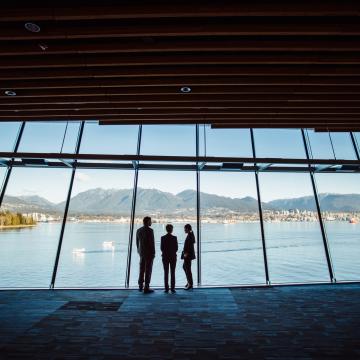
[196,124,201,286]
[1,151,360,166]
[125,125,142,288]
[250,128,270,285]
[50,121,85,289]
[0,122,25,208]
[301,129,335,283]
[350,132,360,160]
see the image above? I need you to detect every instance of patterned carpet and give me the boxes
[0,284,359,359]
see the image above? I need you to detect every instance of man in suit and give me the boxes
[136,216,155,293]
[161,224,178,293]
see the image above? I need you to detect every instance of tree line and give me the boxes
[0,211,37,227]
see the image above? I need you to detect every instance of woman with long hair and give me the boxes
[182,224,195,290]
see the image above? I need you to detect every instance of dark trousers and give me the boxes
[138,256,154,289]
[183,258,193,287]
[162,257,176,290]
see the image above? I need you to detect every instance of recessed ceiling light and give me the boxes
[180,86,192,93]
[5,90,17,96]
[38,43,48,51]
[25,22,41,33]
[137,107,143,110]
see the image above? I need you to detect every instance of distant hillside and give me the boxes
[2,189,360,215]
[269,193,360,212]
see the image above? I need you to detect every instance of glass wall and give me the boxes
[141,125,196,157]
[315,173,360,281]
[259,173,330,283]
[55,169,135,287]
[200,172,265,285]
[1,121,359,288]
[0,167,7,189]
[254,129,306,159]
[0,168,71,287]
[0,122,21,152]
[199,125,252,157]
[130,170,197,288]
[306,130,357,160]
[18,122,80,153]
[80,122,139,155]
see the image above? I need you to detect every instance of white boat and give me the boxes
[72,248,85,254]
[102,241,115,249]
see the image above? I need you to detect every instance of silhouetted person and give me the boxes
[161,224,178,294]
[136,216,155,293]
[182,224,195,290]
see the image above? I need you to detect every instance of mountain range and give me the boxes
[2,188,360,215]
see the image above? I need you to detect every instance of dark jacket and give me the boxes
[161,233,178,260]
[182,232,196,260]
[136,226,155,259]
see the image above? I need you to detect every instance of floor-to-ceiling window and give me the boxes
[1,121,359,288]
[315,173,360,281]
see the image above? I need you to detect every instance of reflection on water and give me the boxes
[0,222,359,287]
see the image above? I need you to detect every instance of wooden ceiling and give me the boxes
[1,0,360,130]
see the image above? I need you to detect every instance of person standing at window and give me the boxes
[182,224,195,290]
[136,216,155,293]
[161,224,178,293]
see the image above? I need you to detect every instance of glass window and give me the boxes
[55,169,135,288]
[18,122,80,153]
[354,132,360,156]
[315,173,360,281]
[0,168,71,287]
[306,130,357,160]
[0,167,7,192]
[259,172,330,283]
[130,171,197,288]
[0,122,21,152]
[80,122,139,155]
[199,125,252,157]
[200,172,265,285]
[140,125,196,156]
[254,129,306,159]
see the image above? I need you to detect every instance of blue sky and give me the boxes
[1,122,359,203]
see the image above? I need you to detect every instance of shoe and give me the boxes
[143,288,154,294]
[184,285,193,291]
[164,289,169,293]
[138,287,143,292]
[171,289,176,294]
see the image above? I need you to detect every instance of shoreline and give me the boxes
[0,224,37,230]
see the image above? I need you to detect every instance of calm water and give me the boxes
[0,222,359,288]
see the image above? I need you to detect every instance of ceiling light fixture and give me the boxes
[5,90,17,96]
[24,22,41,33]
[180,86,192,93]
[38,43,48,51]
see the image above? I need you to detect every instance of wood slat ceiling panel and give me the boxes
[0,0,360,130]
